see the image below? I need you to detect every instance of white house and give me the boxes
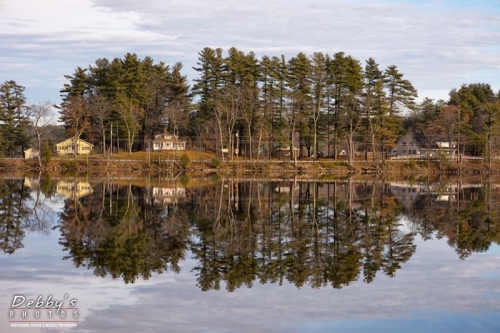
[151,186,186,205]
[152,130,186,151]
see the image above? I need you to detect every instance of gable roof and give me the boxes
[56,138,94,147]
[153,133,185,143]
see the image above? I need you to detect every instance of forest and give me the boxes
[1,47,500,163]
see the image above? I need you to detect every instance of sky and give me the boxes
[1,0,500,106]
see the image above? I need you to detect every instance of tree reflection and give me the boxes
[57,177,189,284]
[52,175,500,290]
[0,178,30,253]
[403,180,500,259]
[189,179,416,291]
[0,175,54,254]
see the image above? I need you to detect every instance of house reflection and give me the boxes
[56,180,93,199]
[23,177,40,189]
[151,186,186,205]
[274,183,299,193]
[389,181,486,208]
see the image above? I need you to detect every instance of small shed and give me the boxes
[24,148,40,159]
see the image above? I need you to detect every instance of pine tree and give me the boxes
[259,55,281,159]
[309,52,328,160]
[287,53,311,163]
[384,65,417,117]
[363,58,384,161]
[0,80,30,157]
[192,47,226,121]
[327,53,363,161]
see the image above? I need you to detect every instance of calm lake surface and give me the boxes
[1,174,499,333]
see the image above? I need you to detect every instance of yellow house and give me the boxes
[24,148,40,159]
[56,180,93,198]
[56,138,94,155]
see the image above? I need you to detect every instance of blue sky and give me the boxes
[1,0,500,105]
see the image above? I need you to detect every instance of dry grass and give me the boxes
[54,150,216,162]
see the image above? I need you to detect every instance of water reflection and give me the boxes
[2,175,500,291]
[58,179,189,284]
[392,181,500,259]
[0,175,53,254]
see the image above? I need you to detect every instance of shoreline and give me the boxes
[2,156,500,179]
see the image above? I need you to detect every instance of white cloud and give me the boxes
[1,0,500,103]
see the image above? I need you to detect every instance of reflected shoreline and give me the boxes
[1,174,499,291]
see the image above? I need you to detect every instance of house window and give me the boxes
[413,150,417,154]
[402,142,407,146]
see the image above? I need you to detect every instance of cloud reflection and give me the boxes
[3,232,498,333]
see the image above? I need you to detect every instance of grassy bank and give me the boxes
[2,151,500,177]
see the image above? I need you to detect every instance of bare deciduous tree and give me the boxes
[164,101,188,156]
[61,96,90,156]
[89,94,112,155]
[26,101,55,167]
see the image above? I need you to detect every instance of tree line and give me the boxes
[2,47,500,163]
[58,48,417,163]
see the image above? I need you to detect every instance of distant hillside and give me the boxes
[28,125,66,150]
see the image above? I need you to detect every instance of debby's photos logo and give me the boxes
[8,294,79,328]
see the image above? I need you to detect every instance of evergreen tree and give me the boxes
[225,47,258,158]
[481,101,500,165]
[309,52,328,160]
[454,83,495,156]
[164,62,192,155]
[287,53,311,163]
[0,80,30,157]
[59,67,91,141]
[258,55,282,158]
[192,47,226,121]
[384,65,417,117]
[327,53,364,161]
[363,58,384,161]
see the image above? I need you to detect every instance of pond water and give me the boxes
[0,174,499,333]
